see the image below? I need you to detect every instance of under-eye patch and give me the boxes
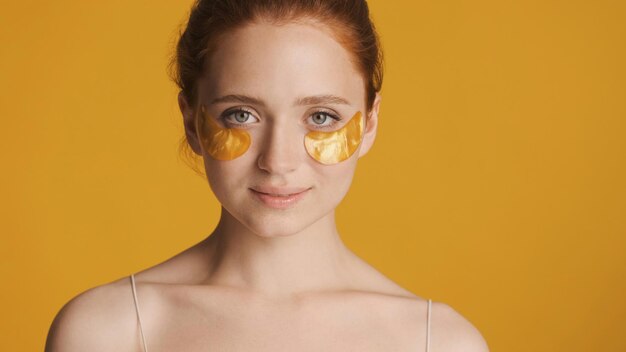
[304,111,365,165]
[196,104,251,160]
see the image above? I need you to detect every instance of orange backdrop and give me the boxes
[1,1,625,351]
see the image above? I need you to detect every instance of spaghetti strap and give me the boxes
[426,299,432,352]
[130,274,149,352]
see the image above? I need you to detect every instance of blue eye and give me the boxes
[309,111,341,128]
[221,109,258,126]
[233,111,250,123]
[311,112,328,124]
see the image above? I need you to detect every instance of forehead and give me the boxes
[200,21,365,108]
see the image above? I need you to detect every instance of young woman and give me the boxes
[46,1,489,351]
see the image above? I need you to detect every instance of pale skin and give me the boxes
[46,19,489,352]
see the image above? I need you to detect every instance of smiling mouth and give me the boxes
[257,191,303,196]
[250,186,311,196]
[249,188,310,209]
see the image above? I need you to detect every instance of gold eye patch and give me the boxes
[195,105,251,160]
[304,111,365,165]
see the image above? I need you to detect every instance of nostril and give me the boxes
[255,126,306,173]
[256,148,301,174]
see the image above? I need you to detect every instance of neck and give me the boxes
[202,207,356,298]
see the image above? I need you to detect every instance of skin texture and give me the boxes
[45,20,489,352]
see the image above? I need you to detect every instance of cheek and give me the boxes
[311,157,358,200]
[202,157,250,202]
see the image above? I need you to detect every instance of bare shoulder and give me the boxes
[430,300,490,352]
[45,276,138,352]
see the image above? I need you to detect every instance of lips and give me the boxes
[250,186,311,196]
[249,186,311,209]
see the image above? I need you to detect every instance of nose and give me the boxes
[256,121,303,175]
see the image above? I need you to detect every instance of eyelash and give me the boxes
[219,108,343,130]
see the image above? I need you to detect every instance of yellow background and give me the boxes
[1,0,625,351]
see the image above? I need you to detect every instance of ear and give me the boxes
[178,92,202,155]
[357,92,381,159]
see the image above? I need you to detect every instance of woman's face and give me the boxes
[181,20,380,237]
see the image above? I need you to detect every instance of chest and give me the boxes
[149,322,414,352]
[139,289,426,352]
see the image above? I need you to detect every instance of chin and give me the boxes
[245,215,310,238]
[235,208,323,238]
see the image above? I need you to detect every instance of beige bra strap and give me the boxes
[130,274,149,352]
[426,299,432,352]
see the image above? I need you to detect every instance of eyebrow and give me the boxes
[210,94,265,106]
[209,94,351,106]
[295,94,350,106]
